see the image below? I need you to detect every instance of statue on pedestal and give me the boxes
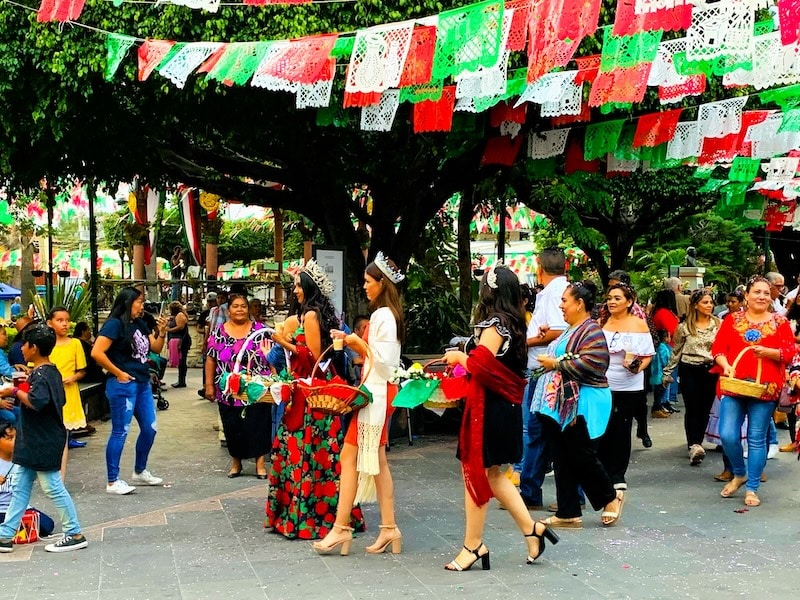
[684,246,698,267]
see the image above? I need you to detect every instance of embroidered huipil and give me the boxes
[711,312,796,400]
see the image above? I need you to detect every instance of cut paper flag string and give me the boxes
[526,0,601,83]
[431,0,504,82]
[612,0,691,37]
[37,0,85,22]
[105,34,136,81]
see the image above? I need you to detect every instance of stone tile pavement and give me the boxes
[2,369,800,599]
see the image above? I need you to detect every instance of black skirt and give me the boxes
[218,402,272,459]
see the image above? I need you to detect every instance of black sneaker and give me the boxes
[45,534,88,553]
[0,538,13,553]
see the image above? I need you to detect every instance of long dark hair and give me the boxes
[296,272,338,349]
[365,260,406,344]
[109,287,142,328]
[653,289,678,315]
[473,266,526,368]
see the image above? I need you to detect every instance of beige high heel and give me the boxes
[365,524,402,554]
[312,524,353,556]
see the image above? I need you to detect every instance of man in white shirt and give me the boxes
[766,272,787,316]
[518,248,570,510]
[783,273,800,311]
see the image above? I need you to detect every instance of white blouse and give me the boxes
[603,330,655,392]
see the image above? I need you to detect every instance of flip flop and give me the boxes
[720,477,747,498]
[601,491,625,527]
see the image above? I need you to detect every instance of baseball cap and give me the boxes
[206,292,218,302]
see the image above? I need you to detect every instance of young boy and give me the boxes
[0,421,56,537]
[0,324,88,553]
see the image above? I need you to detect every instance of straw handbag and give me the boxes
[719,346,769,399]
[298,345,373,415]
[221,327,277,404]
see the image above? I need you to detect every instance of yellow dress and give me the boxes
[50,338,88,430]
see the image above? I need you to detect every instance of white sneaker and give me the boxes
[767,444,779,460]
[106,480,136,495]
[131,470,163,486]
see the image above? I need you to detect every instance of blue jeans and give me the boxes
[652,384,667,411]
[513,377,533,472]
[271,402,285,443]
[0,467,80,540]
[768,419,778,445]
[519,375,549,505]
[105,379,158,483]
[719,395,776,492]
[0,405,19,425]
[666,372,679,405]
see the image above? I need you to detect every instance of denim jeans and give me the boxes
[719,395,777,492]
[105,378,158,483]
[666,372,679,405]
[768,419,778,445]
[519,375,549,505]
[513,377,533,472]
[0,405,19,425]
[652,384,667,411]
[0,467,81,540]
[271,402,285,442]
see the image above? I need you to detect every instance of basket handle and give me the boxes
[232,326,275,375]
[310,342,373,385]
[423,358,453,376]
[729,346,763,385]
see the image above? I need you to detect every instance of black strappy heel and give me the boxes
[444,543,491,571]
[526,522,560,563]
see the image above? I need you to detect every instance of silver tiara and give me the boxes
[302,259,335,297]
[374,251,405,283]
[486,261,504,289]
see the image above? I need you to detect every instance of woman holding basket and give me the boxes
[440,265,559,571]
[204,294,272,479]
[712,276,796,506]
[312,252,405,556]
[266,260,364,540]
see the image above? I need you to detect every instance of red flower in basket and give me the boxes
[228,373,241,395]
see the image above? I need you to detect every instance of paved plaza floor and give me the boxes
[2,368,799,599]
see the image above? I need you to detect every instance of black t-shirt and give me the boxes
[98,317,152,382]
[14,364,66,472]
[197,309,210,330]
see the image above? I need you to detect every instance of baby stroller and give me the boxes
[148,353,169,411]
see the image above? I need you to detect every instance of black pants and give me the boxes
[177,335,191,385]
[678,362,718,448]
[597,389,645,487]
[540,414,616,519]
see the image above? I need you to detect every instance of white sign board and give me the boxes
[313,246,346,320]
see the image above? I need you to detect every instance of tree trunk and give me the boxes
[20,234,34,306]
[133,244,146,285]
[273,208,284,307]
[206,243,218,281]
[458,189,475,313]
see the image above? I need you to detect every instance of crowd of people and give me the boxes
[0,249,799,568]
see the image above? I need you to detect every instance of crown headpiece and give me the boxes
[301,259,335,297]
[486,261,504,289]
[374,251,405,284]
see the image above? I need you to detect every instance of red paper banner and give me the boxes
[612,0,692,37]
[633,108,683,148]
[413,86,456,133]
[481,136,524,166]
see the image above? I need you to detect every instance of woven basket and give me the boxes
[303,344,373,415]
[719,346,769,399]
[225,327,277,404]
[422,359,462,409]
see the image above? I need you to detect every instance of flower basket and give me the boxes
[221,327,280,405]
[298,345,373,415]
[423,359,465,409]
[719,346,769,399]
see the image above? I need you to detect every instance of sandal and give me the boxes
[540,515,583,529]
[744,491,761,507]
[444,543,490,571]
[601,491,625,527]
[525,522,560,564]
[720,476,747,498]
[311,524,353,556]
[365,524,402,555]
